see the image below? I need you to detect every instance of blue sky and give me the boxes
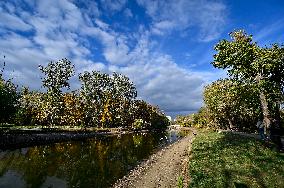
[0,0,284,117]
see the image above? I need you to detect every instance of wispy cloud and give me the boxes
[254,19,284,44]
[124,8,133,18]
[0,11,32,31]
[137,0,227,41]
[100,0,127,12]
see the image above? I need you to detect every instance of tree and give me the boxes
[212,30,284,137]
[39,58,75,126]
[108,72,137,126]
[0,56,19,124]
[203,79,260,131]
[0,78,19,124]
[132,100,169,129]
[16,88,42,125]
[79,71,111,127]
[61,92,84,126]
[79,71,137,127]
[132,100,151,127]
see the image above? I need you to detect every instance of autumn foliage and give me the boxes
[0,58,169,129]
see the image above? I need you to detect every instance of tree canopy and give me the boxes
[212,30,284,132]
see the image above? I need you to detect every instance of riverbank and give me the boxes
[0,127,150,150]
[114,127,196,188]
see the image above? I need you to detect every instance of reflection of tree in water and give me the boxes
[0,131,175,188]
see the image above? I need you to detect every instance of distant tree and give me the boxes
[39,58,75,95]
[212,30,284,136]
[108,72,137,126]
[132,100,152,126]
[79,71,111,127]
[79,71,137,127]
[39,58,75,126]
[132,100,169,129]
[203,79,260,131]
[0,56,19,124]
[16,88,43,125]
[61,92,84,126]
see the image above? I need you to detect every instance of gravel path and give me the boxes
[114,128,197,188]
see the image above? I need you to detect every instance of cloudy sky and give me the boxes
[0,0,284,117]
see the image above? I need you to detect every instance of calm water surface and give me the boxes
[0,129,190,188]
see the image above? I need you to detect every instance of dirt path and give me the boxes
[114,128,197,188]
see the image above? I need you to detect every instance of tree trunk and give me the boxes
[256,73,271,137]
[259,91,271,136]
[273,101,281,129]
[228,119,234,130]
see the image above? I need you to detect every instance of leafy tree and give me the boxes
[39,58,75,126]
[0,56,19,124]
[15,88,42,125]
[212,30,284,135]
[39,58,75,94]
[0,79,19,123]
[79,71,137,127]
[203,79,260,131]
[175,108,210,128]
[132,100,169,129]
[61,92,84,126]
[79,71,111,127]
[0,55,168,129]
[132,100,151,127]
[192,107,210,128]
[108,72,137,127]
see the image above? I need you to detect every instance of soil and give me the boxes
[114,128,197,188]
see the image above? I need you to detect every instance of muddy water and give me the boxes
[0,129,190,188]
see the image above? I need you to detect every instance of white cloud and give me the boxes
[254,19,284,44]
[83,23,131,65]
[72,57,107,73]
[0,33,33,48]
[0,0,224,114]
[137,0,226,41]
[100,0,127,12]
[103,35,220,112]
[95,19,110,30]
[0,0,97,90]
[0,12,32,31]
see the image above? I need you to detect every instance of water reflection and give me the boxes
[0,130,189,188]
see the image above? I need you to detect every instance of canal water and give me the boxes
[0,129,190,188]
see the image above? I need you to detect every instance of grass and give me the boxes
[177,175,184,188]
[189,129,284,188]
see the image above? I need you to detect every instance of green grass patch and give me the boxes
[177,175,184,188]
[189,130,284,188]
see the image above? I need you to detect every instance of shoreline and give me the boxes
[0,126,191,151]
[0,127,151,150]
[113,128,196,188]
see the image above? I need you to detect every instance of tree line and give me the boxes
[176,30,284,145]
[0,58,169,129]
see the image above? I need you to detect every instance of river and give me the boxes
[0,129,190,188]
